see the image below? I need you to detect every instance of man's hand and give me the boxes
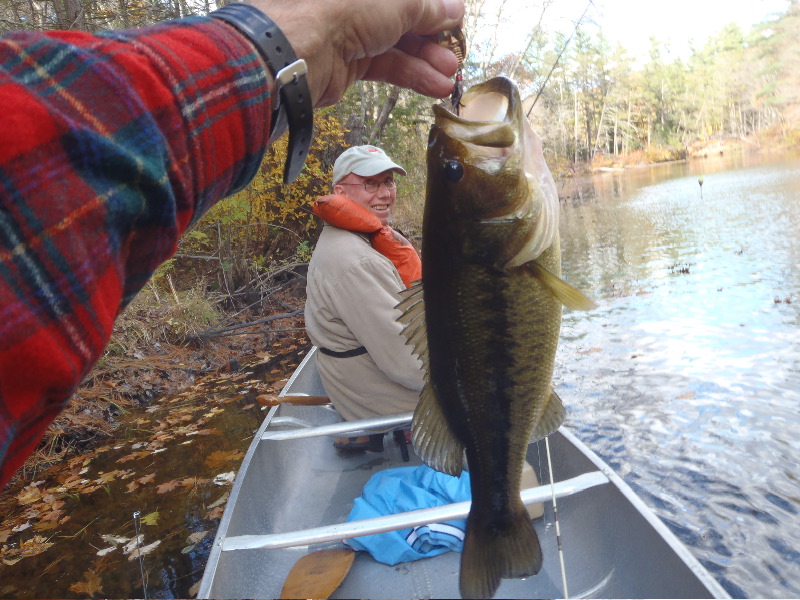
[248,0,465,107]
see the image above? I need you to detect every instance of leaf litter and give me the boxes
[0,334,308,598]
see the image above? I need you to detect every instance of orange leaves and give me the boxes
[202,110,347,263]
[206,505,225,521]
[205,450,243,469]
[95,470,132,485]
[155,477,210,495]
[126,473,156,493]
[1,535,54,565]
[16,483,43,505]
[117,450,150,464]
[155,480,180,494]
[69,570,103,596]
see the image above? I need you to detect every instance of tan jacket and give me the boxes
[305,225,424,420]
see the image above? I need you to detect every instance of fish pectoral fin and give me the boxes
[412,382,465,476]
[528,388,566,442]
[525,261,597,310]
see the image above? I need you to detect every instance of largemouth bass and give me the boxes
[398,76,594,599]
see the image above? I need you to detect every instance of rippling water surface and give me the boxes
[555,153,800,598]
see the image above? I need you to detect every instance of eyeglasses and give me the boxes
[339,179,397,193]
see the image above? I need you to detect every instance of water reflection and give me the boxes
[556,153,800,598]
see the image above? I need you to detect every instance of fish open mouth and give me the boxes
[433,89,518,176]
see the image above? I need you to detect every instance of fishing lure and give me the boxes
[438,27,466,115]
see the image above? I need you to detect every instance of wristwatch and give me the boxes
[211,3,313,184]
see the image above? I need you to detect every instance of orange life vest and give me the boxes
[313,194,422,287]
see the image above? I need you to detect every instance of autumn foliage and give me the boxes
[191,110,347,293]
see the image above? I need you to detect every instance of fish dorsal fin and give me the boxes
[396,281,424,323]
[396,281,464,476]
[528,388,566,442]
[412,382,465,476]
[396,281,428,360]
[524,261,597,311]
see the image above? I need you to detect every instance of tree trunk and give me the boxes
[344,115,366,147]
[54,0,87,30]
[573,90,579,163]
[368,86,400,143]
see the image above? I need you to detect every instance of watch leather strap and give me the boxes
[211,3,313,184]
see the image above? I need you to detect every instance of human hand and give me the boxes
[247,0,465,107]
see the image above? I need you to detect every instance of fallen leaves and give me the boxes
[187,530,208,544]
[155,477,210,495]
[70,570,103,596]
[205,450,243,469]
[182,530,209,554]
[140,511,159,526]
[16,483,44,505]
[156,480,180,494]
[128,540,161,561]
[1,535,54,565]
[0,342,303,598]
[117,451,150,464]
[126,473,157,493]
[213,472,235,486]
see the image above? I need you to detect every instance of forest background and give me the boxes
[1,0,799,476]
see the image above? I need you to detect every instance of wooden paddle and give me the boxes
[256,394,331,407]
[280,548,356,599]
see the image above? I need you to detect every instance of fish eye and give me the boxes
[443,160,464,183]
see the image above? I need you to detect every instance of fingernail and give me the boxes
[442,0,464,21]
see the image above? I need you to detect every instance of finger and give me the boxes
[361,48,456,98]
[395,36,459,78]
[404,0,465,35]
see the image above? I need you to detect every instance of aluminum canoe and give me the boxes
[199,347,728,599]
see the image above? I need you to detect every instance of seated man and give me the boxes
[305,145,424,450]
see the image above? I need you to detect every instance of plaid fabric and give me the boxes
[0,17,271,485]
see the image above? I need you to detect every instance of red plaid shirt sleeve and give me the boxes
[0,17,272,485]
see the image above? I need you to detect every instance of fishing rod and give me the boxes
[526,0,593,117]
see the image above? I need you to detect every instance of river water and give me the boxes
[554,152,800,598]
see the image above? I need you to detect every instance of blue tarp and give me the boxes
[344,465,471,565]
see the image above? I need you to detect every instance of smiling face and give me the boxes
[334,170,397,227]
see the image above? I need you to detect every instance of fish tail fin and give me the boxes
[459,508,543,599]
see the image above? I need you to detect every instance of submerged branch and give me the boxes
[189,309,303,340]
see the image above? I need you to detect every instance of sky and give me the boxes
[487,0,789,62]
[591,0,788,59]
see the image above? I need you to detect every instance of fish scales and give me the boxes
[400,76,594,600]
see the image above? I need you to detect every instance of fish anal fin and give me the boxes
[524,261,597,311]
[411,382,464,476]
[459,508,542,599]
[529,388,566,442]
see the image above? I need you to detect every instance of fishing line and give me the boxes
[545,435,569,598]
[133,511,149,599]
[526,0,593,117]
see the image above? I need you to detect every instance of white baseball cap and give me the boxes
[332,145,407,185]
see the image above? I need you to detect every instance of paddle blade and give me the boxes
[280,548,356,599]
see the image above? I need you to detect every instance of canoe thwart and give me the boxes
[220,471,609,552]
[262,411,414,441]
